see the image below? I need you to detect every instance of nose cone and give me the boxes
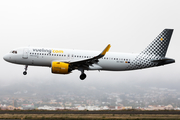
[3,54,11,62]
[3,55,8,61]
[3,54,16,64]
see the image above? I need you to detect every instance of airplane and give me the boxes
[3,29,175,80]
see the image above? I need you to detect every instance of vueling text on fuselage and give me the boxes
[52,49,63,53]
[33,48,64,54]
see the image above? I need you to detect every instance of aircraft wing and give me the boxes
[68,44,111,69]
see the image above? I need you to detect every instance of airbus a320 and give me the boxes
[3,29,175,80]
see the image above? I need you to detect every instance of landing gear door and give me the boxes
[22,48,29,59]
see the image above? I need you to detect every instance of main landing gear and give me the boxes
[79,68,87,80]
[23,65,28,75]
[80,73,86,80]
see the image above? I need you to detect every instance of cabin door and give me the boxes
[22,48,28,59]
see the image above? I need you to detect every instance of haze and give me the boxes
[0,0,179,91]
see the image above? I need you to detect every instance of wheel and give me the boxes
[23,71,27,75]
[80,73,86,80]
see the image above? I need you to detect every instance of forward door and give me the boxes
[22,48,29,59]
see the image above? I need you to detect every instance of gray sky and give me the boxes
[0,0,179,87]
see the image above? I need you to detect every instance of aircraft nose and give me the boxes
[3,54,9,61]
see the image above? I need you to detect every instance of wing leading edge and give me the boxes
[69,44,111,69]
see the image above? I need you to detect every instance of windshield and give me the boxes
[10,50,17,54]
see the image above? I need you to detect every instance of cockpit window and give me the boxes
[11,50,17,54]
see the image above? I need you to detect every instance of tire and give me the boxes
[23,71,27,75]
[80,73,86,80]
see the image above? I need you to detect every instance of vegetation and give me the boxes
[1,114,180,119]
[0,110,180,119]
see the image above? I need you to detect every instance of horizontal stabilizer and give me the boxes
[151,58,175,66]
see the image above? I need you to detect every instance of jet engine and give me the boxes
[51,61,72,74]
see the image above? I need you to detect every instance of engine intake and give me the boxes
[51,62,72,74]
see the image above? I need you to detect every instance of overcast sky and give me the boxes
[0,0,179,88]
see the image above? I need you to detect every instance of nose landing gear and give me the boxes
[23,71,27,75]
[23,65,28,75]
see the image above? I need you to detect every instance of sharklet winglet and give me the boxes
[100,44,111,56]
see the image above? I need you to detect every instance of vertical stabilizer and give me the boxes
[140,29,173,57]
[127,29,174,70]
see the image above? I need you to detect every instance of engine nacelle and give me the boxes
[51,62,72,74]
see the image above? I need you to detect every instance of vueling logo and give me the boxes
[33,48,64,54]
[160,38,163,41]
[33,48,51,53]
[52,49,63,53]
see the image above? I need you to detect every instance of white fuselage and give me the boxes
[3,29,175,80]
[3,47,138,71]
